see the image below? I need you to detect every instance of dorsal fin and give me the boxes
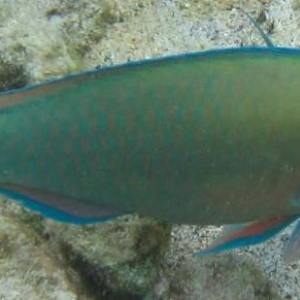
[239,8,275,47]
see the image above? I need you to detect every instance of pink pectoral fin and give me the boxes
[195,215,299,257]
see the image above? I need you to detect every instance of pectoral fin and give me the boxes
[0,182,125,224]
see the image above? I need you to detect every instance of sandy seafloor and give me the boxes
[1,0,300,299]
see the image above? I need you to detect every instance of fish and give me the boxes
[2,44,300,261]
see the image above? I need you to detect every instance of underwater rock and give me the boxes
[167,255,283,300]
[0,197,283,300]
[0,0,155,82]
[0,198,79,300]
[43,215,172,300]
[0,198,172,299]
[0,54,28,92]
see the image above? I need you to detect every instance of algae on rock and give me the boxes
[43,215,172,300]
[0,54,28,92]
[167,255,284,300]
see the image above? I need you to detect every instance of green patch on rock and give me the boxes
[0,54,29,92]
[168,254,284,300]
[45,0,155,68]
[0,231,13,259]
[43,215,171,300]
[175,0,274,22]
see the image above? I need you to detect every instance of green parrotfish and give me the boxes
[1,46,300,262]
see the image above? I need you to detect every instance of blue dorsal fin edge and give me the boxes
[238,8,275,47]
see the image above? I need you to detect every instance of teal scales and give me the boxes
[1,47,300,261]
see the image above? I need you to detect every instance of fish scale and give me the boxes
[2,48,300,260]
